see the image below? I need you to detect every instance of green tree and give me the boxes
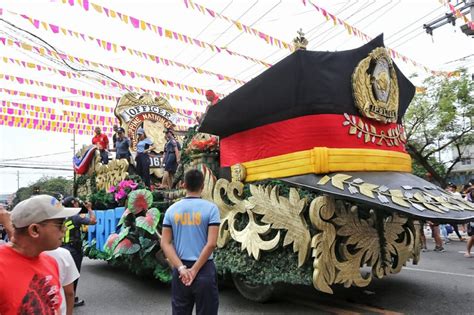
[12,176,73,206]
[404,69,473,187]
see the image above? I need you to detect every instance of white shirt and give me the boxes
[46,248,80,315]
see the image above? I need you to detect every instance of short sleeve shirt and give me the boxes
[136,138,153,153]
[46,248,80,315]
[115,137,131,157]
[163,197,220,261]
[0,245,62,315]
[92,133,109,150]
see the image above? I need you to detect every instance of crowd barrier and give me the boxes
[87,207,125,251]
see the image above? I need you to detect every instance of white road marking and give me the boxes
[403,267,474,278]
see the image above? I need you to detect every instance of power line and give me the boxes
[310,0,377,49]
[385,5,444,45]
[0,164,73,171]
[177,0,260,84]
[0,151,71,162]
[0,17,130,92]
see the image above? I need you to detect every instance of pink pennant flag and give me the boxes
[16,77,24,84]
[184,0,189,8]
[130,16,140,28]
[83,0,89,11]
[206,8,215,17]
[103,7,109,17]
[50,24,59,33]
[41,96,48,101]
[68,0,74,6]
[106,42,112,51]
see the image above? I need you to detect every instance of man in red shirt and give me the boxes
[0,195,80,315]
[92,126,109,164]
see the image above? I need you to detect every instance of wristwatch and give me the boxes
[178,265,187,272]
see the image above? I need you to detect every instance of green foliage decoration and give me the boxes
[89,189,115,210]
[135,208,161,234]
[214,240,313,286]
[127,189,153,214]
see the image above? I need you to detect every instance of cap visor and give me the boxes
[281,172,474,223]
[50,207,81,220]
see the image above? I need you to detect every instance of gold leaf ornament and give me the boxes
[331,174,352,190]
[359,183,379,198]
[390,189,411,207]
[231,210,280,260]
[248,186,311,267]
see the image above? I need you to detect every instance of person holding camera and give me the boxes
[61,196,97,307]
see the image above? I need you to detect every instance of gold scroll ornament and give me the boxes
[201,165,422,294]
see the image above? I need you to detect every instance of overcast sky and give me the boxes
[0,0,473,194]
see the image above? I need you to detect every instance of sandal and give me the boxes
[464,253,472,258]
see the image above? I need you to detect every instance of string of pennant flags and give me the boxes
[0,74,119,101]
[183,0,293,51]
[4,10,246,85]
[440,0,474,30]
[1,100,118,125]
[0,88,115,114]
[301,0,450,75]
[59,0,272,68]
[0,86,203,118]
[0,55,209,108]
[0,100,197,129]
[0,114,113,136]
[0,37,209,97]
[0,113,190,135]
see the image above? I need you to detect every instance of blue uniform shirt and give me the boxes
[163,197,220,261]
[136,138,153,153]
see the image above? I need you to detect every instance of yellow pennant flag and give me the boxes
[165,29,172,39]
[91,3,103,13]
[140,20,146,30]
[21,43,33,51]
[234,21,243,31]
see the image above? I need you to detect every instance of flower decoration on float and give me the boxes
[186,136,219,154]
[108,179,138,203]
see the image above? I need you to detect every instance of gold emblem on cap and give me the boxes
[352,47,399,124]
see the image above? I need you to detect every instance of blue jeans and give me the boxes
[171,260,219,315]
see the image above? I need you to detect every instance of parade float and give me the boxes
[76,34,474,302]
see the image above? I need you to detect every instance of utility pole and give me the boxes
[16,170,19,190]
[72,132,76,197]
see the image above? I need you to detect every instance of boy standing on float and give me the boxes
[161,169,220,315]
